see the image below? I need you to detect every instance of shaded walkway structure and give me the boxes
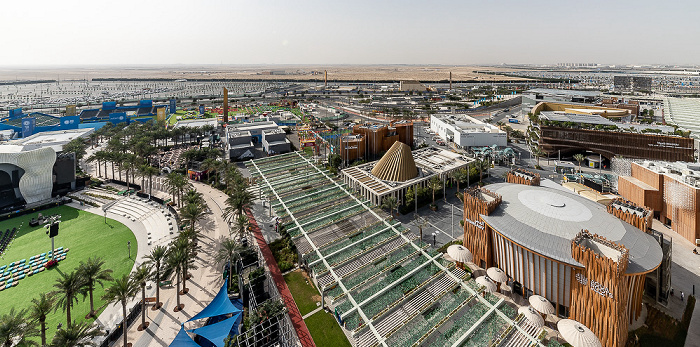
[247,152,546,347]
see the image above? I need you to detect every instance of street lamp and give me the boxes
[128,241,131,259]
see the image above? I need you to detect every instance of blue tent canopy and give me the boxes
[187,279,242,322]
[169,325,199,347]
[188,313,242,347]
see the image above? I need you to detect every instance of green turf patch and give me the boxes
[283,270,320,316]
[0,205,136,342]
[305,310,351,347]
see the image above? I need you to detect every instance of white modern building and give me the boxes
[430,115,507,148]
[261,129,291,155]
[0,128,93,208]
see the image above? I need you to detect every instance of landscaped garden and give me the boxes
[0,205,136,341]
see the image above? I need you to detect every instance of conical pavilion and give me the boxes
[371,141,418,182]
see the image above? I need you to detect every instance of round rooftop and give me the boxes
[480,183,662,274]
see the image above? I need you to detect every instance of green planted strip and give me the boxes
[462,312,508,347]
[429,301,490,346]
[326,241,421,299]
[384,288,473,347]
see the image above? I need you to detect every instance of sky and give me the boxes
[1,0,699,66]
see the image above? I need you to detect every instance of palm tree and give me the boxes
[49,320,101,347]
[165,247,188,311]
[78,257,113,318]
[214,239,243,292]
[102,275,138,347]
[429,176,442,205]
[452,170,467,192]
[183,190,204,207]
[139,165,159,197]
[573,153,585,173]
[180,202,205,232]
[532,147,545,168]
[0,307,38,347]
[29,292,56,347]
[53,271,85,328]
[233,214,248,240]
[144,245,169,309]
[412,214,428,246]
[381,196,398,220]
[131,265,152,331]
[201,158,219,183]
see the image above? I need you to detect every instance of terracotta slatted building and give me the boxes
[618,161,700,245]
[462,183,662,347]
[339,121,414,162]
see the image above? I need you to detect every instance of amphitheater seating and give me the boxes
[107,196,176,246]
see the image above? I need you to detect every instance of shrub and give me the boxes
[278,261,294,273]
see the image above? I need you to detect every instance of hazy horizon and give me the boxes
[2,0,699,66]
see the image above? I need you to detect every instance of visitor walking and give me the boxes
[681,291,685,302]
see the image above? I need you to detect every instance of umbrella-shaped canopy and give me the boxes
[475,276,497,292]
[557,319,602,347]
[517,306,544,329]
[447,245,472,263]
[529,295,555,315]
[486,267,508,283]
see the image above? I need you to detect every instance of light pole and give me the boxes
[128,241,131,259]
[451,203,454,239]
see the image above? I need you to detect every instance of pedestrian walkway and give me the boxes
[247,208,316,347]
[302,306,323,320]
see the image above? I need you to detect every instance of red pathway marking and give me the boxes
[246,209,317,347]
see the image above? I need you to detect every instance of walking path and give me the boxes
[301,307,323,320]
[246,208,316,347]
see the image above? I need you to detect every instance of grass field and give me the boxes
[305,311,352,347]
[0,205,136,342]
[283,270,320,316]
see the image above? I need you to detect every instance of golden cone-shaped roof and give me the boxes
[371,141,418,182]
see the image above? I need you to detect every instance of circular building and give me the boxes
[462,182,662,347]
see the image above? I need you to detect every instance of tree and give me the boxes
[532,147,545,168]
[233,214,248,239]
[144,245,169,309]
[49,320,101,347]
[139,165,159,197]
[131,265,152,331]
[328,153,342,169]
[78,257,113,318]
[53,271,86,329]
[381,196,398,220]
[201,158,219,183]
[102,275,138,347]
[0,307,38,347]
[180,202,205,233]
[165,246,188,311]
[215,239,244,292]
[429,176,442,205]
[63,138,87,173]
[452,170,467,192]
[573,153,585,173]
[412,214,428,245]
[29,292,56,347]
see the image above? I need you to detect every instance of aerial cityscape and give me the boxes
[1,1,700,347]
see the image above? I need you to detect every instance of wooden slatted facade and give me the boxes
[570,230,634,347]
[607,199,653,233]
[462,187,501,268]
[463,181,661,347]
[505,169,541,186]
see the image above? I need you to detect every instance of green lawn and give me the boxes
[305,310,351,347]
[283,270,320,316]
[0,205,136,341]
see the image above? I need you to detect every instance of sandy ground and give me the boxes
[0,65,527,82]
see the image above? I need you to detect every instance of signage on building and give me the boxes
[465,217,484,230]
[648,141,693,150]
[576,273,613,299]
[22,117,35,138]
